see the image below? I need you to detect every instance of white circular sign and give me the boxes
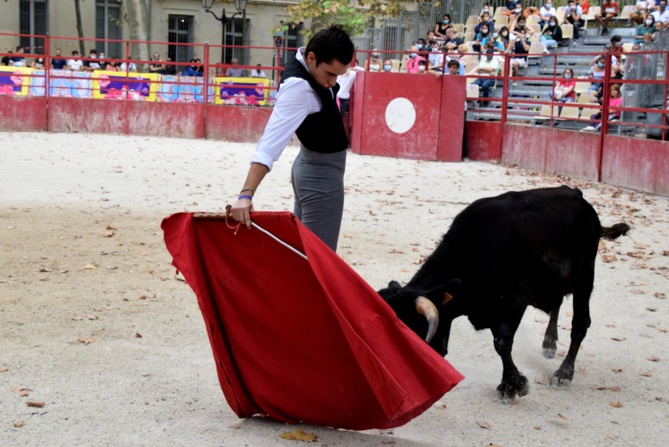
[385,97,416,134]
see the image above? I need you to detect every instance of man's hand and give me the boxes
[230,197,254,228]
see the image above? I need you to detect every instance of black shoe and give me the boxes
[601,28,608,35]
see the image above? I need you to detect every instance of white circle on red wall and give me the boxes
[385,97,416,134]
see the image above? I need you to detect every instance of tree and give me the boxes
[74,0,85,56]
[122,0,150,70]
[283,0,408,39]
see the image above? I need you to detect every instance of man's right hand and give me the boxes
[230,197,254,229]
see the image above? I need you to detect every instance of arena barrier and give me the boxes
[1,33,668,196]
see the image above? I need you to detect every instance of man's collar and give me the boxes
[296,47,309,73]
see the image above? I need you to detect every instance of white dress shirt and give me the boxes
[249,48,330,171]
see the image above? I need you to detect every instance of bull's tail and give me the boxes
[601,223,630,240]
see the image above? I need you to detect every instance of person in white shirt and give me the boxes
[539,0,557,30]
[119,60,137,73]
[230,26,355,251]
[67,50,83,71]
[652,0,669,30]
[336,61,363,118]
[631,0,653,25]
[250,64,266,78]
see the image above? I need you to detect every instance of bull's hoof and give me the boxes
[496,374,529,401]
[543,347,556,359]
[550,370,573,388]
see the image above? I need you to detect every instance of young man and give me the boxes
[230,26,354,252]
[596,0,620,35]
[564,0,585,43]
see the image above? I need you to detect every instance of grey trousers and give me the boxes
[291,145,347,252]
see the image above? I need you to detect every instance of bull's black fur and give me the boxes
[378,186,629,401]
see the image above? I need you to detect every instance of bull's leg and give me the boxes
[491,303,529,402]
[542,306,560,359]
[551,271,594,387]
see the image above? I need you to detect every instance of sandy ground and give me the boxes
[0,132,668,447]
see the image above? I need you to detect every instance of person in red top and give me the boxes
[579,0,590,14]
[596,1,620,35]
[552,67,576,112]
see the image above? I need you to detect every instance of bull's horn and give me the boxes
[415,296,439,343]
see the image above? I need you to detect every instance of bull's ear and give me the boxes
[388,280,401,289]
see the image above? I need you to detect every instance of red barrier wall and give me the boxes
[205,105,272,143]
[0,96,47,132]
[465,121,502,161]
[601,135,669,196]
[502,125,600,181]
[126,102,205,139]
[437,76,466,162]
[349,73,366,155]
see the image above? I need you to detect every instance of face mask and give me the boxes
[383,64,391,71]
[550,22,557,27]
[492,33,499,39]
[546,3,552,8]
[417,44,423,50]
[646,19,653,25]
[432,46,439,51]
[597,62,605,68]
[481,29,489,34]
[418,66,426,72]
[515,8,522,13]
[444,19,450,24]
[564,73,572,79]
[502,31,509,37]
[519,22,526,27]
[410,53,417,58]
[483,8,489,13]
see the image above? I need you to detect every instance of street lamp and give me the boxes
[202,0,248,64]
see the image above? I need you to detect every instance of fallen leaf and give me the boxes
[381,441,396,445]
[77,337,95,345]
[0,366,8,372]
[557,413,569,420]
[82,264,97,270]
[648,357,661,362]
[609,386,622,392]
[533,426,542,430]
[612,368,623,373]
[135,332,143,338]
[606,323,617,328]
[611,337,626,342]
[279,428,318,442]
[601,254,618,263]
[655,292,666,299]
[657,328,668,333]
[26,401,45,408]
[476,420,492,429]
[106,225,117,231]
[11,387,30,396]
[609,401,623,408]
[13,421,24,428]
[607,434,618,440]
[646,307,657,312]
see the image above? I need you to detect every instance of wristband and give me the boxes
[240,187,255,195]
[238,194,253,201]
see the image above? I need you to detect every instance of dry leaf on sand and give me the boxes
[279,428,318,442]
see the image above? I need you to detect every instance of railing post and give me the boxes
[500,53,510,126]
[203,42,210,140]
[597,49,613,183]
[45,32,51,132]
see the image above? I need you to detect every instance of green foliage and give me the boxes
[281,0,407,39]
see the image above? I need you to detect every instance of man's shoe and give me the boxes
[581,125,596,132]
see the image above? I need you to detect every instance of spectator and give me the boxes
[105,58,119,72]
[83,49,101,71]
[541,17,563,49]
[31,57,45,69]
[402,45,425,73]
[446,59,460,75]
[383,59,393,72]
[511,15,535,39]
[539,0,557,30]
[552,67,576,113]
[498,26,512,48]
[505,1,524,19]
[416,38,428,53]
[435,14,452,39]
[470,49,500,105]
[474,23,492,52]
[225,57,244,77]
[98,52,108,70]
[51,48,66,70]
[564,0,585,44]
[336,66,359,118]
[10,46,26,67]
[365,50,383,72]
[164,57,176,75]
[480,4,493,16]
[631,1,653,25]
[183,59,202,76]
[251,63,267,78]
[596,0,620,35]
[119,58,137,73]
[475,12,495,35]
[417,59,429,74]
[426,31,441,44]
[428,41,444,72]
[508,32,530,85]
[643,30,655,46]
[582,84,622,132]
[587,55,607,98]
[482,31,506,52]
[578,0,590,15]
[443,27,464,51]
[149,52,166,74]
[652,0,669,29]
[67,50,83,71]
[1,50,13,66]
[635,15,656,43]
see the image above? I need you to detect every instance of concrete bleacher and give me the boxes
[468,25,646,132]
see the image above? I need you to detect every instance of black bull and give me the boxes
[378,186,629,400]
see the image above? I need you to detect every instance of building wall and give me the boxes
[0,0,297,67]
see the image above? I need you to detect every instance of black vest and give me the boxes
[280,54,349,153]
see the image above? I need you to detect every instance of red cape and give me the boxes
[162,212,463,430]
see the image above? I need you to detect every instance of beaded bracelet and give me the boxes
[240,188,255,195]
[238,194,253,201]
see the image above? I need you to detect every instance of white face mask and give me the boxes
[418,66,426,72]
[646,19,653,25]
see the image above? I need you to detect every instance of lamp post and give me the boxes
[202,0,248,65]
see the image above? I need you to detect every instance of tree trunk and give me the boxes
[74,0,85,56]
[123,0,151,72]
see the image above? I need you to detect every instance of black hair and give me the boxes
[447,59,460,68]
[305,25,354,66]
[610,35,622,43]
[90,49,98,54]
